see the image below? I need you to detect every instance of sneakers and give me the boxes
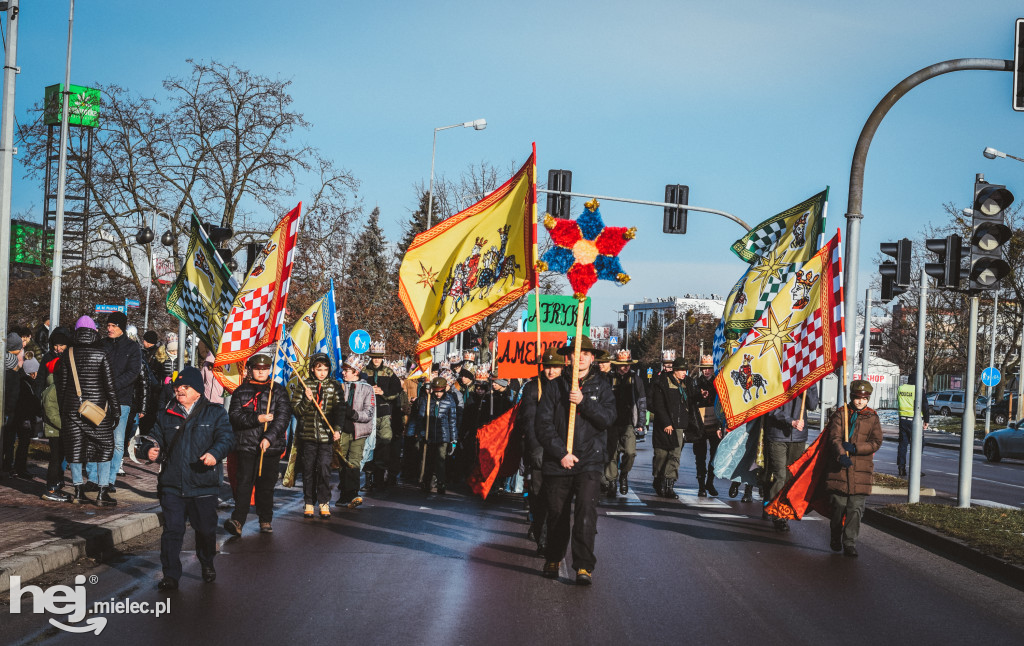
[729,482,740,498]
[575,568,593,586]
[347,496,363,509]
[223,518,242,536]
[619,477,628,495]
[117,469,127,477]
[260,522,273,533]
[304,504,315,519]
[542,561,560,579]
[41,488,73,503]
[319,503,331,518]
[843,545,859,558]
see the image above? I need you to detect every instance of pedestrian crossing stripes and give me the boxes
[599,489,645,506]
[673,489,731,508]
[606,511,655,516]
[698,513,748,519]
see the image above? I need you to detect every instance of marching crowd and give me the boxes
[1,313,882,591]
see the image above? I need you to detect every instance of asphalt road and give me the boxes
[5,442,1024,645]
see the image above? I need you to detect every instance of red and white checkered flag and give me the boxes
[215,203,301,370]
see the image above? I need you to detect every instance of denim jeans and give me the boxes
[109,405,132,484]
[73,461,111,486]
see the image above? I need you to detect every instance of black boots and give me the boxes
[706,475,718,497]
[740,484,753,503]
[663,480,678,499]
[653,476,663,496]
[96,486,117,507]
[619,476,628,495]
[728,482,740,498]
[697,481,707,498]
[71,485,89,504]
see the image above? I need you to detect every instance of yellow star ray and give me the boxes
[749,247,789,289]
[746,307,800,364]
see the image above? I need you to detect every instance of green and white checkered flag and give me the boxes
[730,189,828,264]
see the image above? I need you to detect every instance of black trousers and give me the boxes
[543,470,601,571]
[231,451,279,524]
[160,492,218,581]
[46,437,66,487]
[693,433,721,482]
[423,441,447,488]
[1,418,32,473]
[528,456,547,542]
[301,440,333,505]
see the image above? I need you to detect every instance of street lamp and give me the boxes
[162,225,187,373]
[983,147,1024,163]
[135,211,158,333]
[426,118,486,229]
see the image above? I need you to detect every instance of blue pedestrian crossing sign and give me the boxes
[982,367,1001,387]
[348,329,371,354]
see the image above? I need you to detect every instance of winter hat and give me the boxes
[143,330,159,344]
[172,365,204,393]
[167,341,178,354]
[459,368,475,382]
[106,311,128,332]
[23,358,39,374]
[49,327,71,347]
[6,332,22,351]
[75,315,97,331]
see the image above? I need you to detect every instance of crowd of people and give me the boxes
[1,314,882,590]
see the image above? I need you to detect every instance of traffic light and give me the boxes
[201,222,237,271]
[969,178,1013,291]
[924,234,968,288]
[879,262,907,301]
[879,238,911,287]
[546,169,572,218]
[663,184,689,234]
[1014,18,1024,112]
[245,242,260,274]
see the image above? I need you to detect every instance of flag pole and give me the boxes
[534,264,543,401]
[842,368,850,444]
[565,296,586,455]
[420,388,432,482]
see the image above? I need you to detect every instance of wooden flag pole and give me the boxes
[257,354,283,478]
[287,360,340,438]
[565,296,586,455]
[799,391,807,421]
[842,368,850,445]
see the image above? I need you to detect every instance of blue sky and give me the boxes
[5,1,1024,326]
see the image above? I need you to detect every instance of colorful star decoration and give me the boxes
[537,199,636,298]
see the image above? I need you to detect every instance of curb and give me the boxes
[870,486,936,496]
[0,510,163,594]
[864,507,1024,590]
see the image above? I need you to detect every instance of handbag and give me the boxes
[69,348,108,425]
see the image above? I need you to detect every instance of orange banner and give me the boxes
[494,331,567,379]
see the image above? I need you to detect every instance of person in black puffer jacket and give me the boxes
[102,312,142,491]
[136,366,235,590]
[53,316,120,506]
[291,353,346,518]
[535,336,616,585]
[226,354,292,535]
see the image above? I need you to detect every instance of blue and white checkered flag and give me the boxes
[274,331,298,386]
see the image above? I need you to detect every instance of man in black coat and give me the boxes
[138,366,235,591]
[225,354,292,535]
[649,356,701,498]
[102,312,142,491]
[536,336,616,585]
[516,347,565,555]
[761,384,819,531]
[605,349,647,499]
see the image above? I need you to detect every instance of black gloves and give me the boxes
[841,441,857,455]
[838,455,853,468]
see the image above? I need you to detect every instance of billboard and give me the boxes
[44,84,102,128]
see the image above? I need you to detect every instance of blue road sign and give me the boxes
[982,367,1001,387]
[125,299,141,308]
[348,329,371,354]
[96,304,126,313]
[610,335,619,346]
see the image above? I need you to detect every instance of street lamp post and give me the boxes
[135,211,157,332]
[161,228,187,373]
[426,118,486,230]
[982,146,1024,418]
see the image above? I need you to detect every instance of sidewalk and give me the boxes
[0,442,163,593]
[879,423,984,454]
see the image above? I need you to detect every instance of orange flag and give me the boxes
[467,404,522,499]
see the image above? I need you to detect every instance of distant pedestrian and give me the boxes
[895,374,928,477]
[649,356,700,498]
[138,366,234,590]
[826,380,883,558]
[103,312,143,491]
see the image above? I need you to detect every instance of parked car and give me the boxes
[983,421,1024,462]
[930,390,967,416]
[975,395,989,416]
[978,398,1014,426]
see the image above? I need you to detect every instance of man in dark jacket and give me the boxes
[225,354,292,535]
[516,347,564,555]
[34,317,50,354]
[363,342,402,490]
[103,312,143,491]
[536,336,616,585]
[605,349,647,499]
[691,355,722,497]
[649,356,700,498]
[139,366,235,590]
[408,376,459,494]
[761,384,819,531]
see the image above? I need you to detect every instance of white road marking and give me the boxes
[972,499,1022,509]
[607,511,655,516]
[674,489,731,508]
[698,513,748,519]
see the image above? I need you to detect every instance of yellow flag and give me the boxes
[398,147,537,371]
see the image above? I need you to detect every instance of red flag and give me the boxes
[764,430,833,520]
[468,404,522,499]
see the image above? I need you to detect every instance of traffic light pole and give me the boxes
[843,58,1013,394]
[985,292,998,434]
[959,296,980,508]
[537,189,752,232]
[861,287,872,380]
[909,271,927,504]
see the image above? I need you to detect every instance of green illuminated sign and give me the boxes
[44,83,102,128]
[10,219,51,267]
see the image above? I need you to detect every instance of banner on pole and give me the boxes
[494,331,567,378]
[525,295,591,334]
